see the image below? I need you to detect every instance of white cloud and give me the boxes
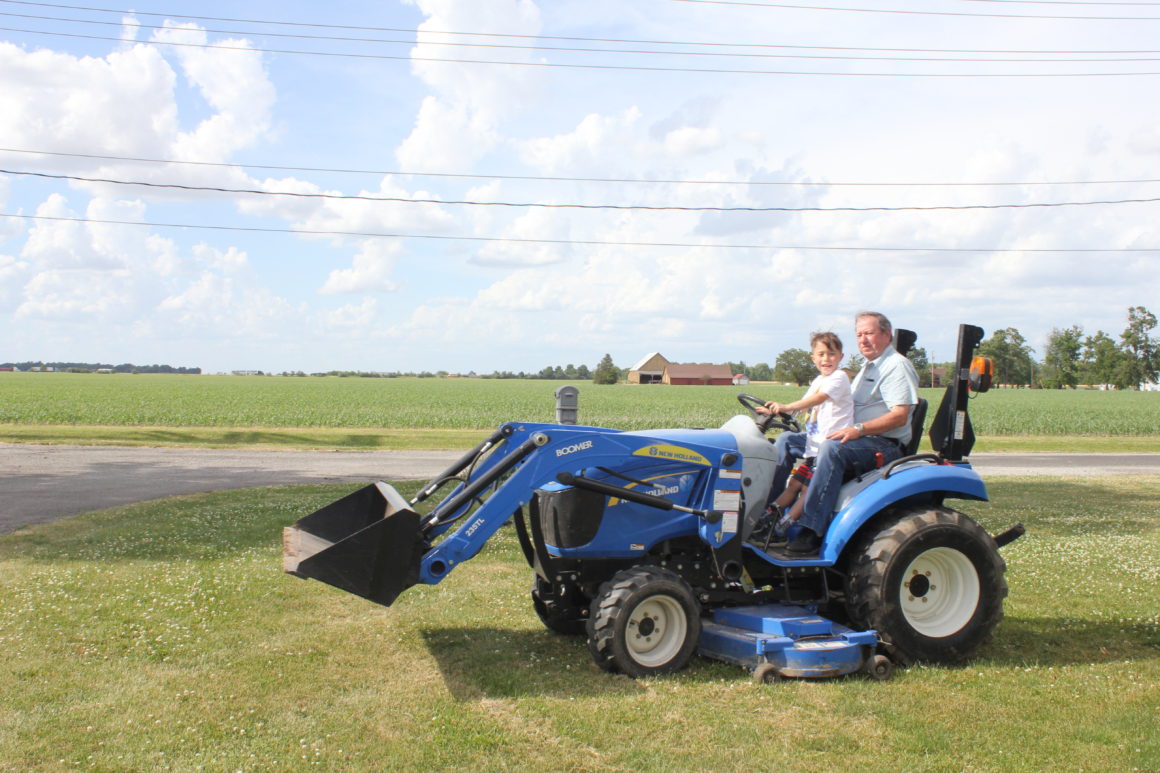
[157,271,300,337]
[662,126,723,157]
[405,0,543,119]
[320,239,402,295]
[396,97,494,172]
[0,42,178,158]
[396,0,544,171]
[472,206,576,267]
[518,109,643,172]
[322,297,380,329]
[152,23,275,160]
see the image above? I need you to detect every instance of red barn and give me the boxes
[663,363,734,386]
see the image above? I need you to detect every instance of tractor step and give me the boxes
[697,604,885,681]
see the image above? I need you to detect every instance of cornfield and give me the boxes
[1,373,1157,436]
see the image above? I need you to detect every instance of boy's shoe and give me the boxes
[785,528,822,556]
[772,513,794,539]
[747,505,783,547]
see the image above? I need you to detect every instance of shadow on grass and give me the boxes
[980,478,1160,535]
[421,624,881,698]
[421,627,648,700]
[981,615,1160,668]
[421,614,1160,701]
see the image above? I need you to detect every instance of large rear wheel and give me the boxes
[586,566,701,678]
[845,506,1007,665]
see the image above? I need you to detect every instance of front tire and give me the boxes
[846,506,1007,665]
[586,566,701,678]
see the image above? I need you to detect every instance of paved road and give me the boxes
[2,443,1159,535]
[0,445,462,534]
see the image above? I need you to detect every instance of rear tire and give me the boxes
[845,506,1007,665]
[586,566,701,678]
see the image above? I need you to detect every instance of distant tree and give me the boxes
[749,362,773,382]
[1080,330,1127,389]
[773,348,815,386]
[907,346,933,387]
[1041,325,1084,389]
[979,327,1035,385]
[593,354,619,385]
[845,352,865,375]
[1118,305,1160,388]
[564,364,578,379]
[576,364,592,380]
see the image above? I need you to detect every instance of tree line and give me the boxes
[978,306,1157,389]
[760,306,1158,389]
[1,361,202,374]
[589,305,1159,389]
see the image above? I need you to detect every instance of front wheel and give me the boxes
[586,566,701,678]
[845,507,1007,665]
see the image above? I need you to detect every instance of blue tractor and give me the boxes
[284,324,1023,682]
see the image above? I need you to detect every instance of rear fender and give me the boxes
[822,462,988,562]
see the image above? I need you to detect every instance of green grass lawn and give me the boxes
[1,478,1157,771]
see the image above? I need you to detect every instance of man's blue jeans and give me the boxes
[770,431,903,538]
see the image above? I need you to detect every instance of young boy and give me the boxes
[754,331,853,543]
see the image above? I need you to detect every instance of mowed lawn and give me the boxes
[0,477,1157,771]
[2,373,1159,452]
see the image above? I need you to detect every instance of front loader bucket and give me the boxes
[283,482,428,607]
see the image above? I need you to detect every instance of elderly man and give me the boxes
[767,311,920,556]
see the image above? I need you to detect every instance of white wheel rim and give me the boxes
[626,595,687,667]
[899,547,980,637]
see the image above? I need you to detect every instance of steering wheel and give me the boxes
[736,393,802,434]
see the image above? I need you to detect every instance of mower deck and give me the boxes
[697,604,891,682]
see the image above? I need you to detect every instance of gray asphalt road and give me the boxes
[3,443,1159,535]
[0,444,461,534]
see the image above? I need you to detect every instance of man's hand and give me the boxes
[829,404,912,443]
[828,425,862,444]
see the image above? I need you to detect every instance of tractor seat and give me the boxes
[902,397,928,457]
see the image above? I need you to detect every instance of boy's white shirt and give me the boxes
[802,370,854,457]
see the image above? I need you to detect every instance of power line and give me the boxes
[962,1,1160,7]
[9,168,1160,212]
[6,22,1160,75]
[6,211,1157,253]
[7,0,1160,55]
[7,147,1160,189]
[8,23,1160,77]
[11,0,1160,28]
[6,9,1160,63]
[668,0,1160,20]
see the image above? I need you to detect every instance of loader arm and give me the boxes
[284,421,750,606]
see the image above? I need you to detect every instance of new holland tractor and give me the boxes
[284,324,1023,682]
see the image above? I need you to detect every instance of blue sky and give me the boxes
[2,0,1159,373]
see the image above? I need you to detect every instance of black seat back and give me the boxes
[903,397,928,456]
